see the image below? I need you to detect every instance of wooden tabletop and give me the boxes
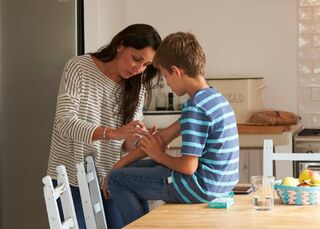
[125,194,320,228]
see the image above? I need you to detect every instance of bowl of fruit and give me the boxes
[274,169,320,205]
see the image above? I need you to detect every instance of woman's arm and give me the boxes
[92,120,148,141]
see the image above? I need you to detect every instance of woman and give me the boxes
[47,24,162,229]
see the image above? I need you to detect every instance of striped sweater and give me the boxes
[47,55,144,186]
[172,88,239,203]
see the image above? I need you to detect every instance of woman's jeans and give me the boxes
[52,179,123,229]
[108,159,179,226]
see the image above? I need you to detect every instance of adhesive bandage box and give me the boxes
[208,197,234,209]
[208,192,235,209]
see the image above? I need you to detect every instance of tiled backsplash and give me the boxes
[298,0,320,127]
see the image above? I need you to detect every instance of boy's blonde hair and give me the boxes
[153,32,206,77]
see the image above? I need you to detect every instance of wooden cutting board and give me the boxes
[237,123,290,134]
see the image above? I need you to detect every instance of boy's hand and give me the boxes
[140,134,166,162]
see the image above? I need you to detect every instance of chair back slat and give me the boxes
[42,166,79,229]
[77,156,107,229]
[263,139,320,177]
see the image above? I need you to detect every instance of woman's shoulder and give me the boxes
[66,54,91,65]
[64,54,93,71]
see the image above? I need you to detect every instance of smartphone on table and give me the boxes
[232,184,252,194]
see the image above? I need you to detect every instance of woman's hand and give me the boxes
[134,124,158,148]
[148,125,158,135]
[102,176,110,200]
[122,124,158,152]
[111,120,148,140]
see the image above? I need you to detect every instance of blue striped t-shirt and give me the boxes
[171,87,239,203]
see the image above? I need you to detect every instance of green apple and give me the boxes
[281,177,300,186]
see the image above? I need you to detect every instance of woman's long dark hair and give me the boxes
[92,24,161,126]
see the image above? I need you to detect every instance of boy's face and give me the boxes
[159,65,184,96]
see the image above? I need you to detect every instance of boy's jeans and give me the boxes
[108,159,179,226]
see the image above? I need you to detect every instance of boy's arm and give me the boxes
[112,147,146,169]
[116,125,158,168]
[140,134,198,175]
[156,121,180,145]
[113,121,180,170]
[155,153,198,175]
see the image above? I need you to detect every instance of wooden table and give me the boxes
[125,194,320,228]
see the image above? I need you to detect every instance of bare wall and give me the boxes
[84,0,126,53]
[116,0,298,113]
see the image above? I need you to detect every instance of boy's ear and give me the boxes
[171,65,183,78]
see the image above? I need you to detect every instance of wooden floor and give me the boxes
[125,194,320,228]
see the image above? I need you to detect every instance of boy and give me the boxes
[107,32,239,227]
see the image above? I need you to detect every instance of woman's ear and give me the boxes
[117,45,124,53]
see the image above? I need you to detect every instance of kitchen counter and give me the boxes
[125,193,320,228]
[237,123,302,149]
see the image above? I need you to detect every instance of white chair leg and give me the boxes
[77,156,107,229]
[56,166,79,229]
[42,165,79,229]
[77,161,98,229]
[86,156,107,229]
[43,176,64,229]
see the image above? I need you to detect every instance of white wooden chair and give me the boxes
[42,165,79,229]
[77,156,107,229]
[263,139,320,177]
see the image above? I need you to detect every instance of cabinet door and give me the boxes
[248,149,263,178]
[239,150,249,183]
[239,150,263,183]
[166,148,181,157]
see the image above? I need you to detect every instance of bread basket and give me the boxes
[274,181,320,205]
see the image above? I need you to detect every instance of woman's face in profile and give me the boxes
[116,46,155,79]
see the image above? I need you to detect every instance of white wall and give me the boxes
[88,0,298,113]
[84,0,125,52]
[124,0,298,113]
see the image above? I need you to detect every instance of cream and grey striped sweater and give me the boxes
[47,55,144,186]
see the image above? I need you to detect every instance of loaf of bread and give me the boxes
[249,110,299,125]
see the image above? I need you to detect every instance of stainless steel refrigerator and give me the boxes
[0,0,84,228]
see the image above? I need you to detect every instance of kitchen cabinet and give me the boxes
[239,149,262,183]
